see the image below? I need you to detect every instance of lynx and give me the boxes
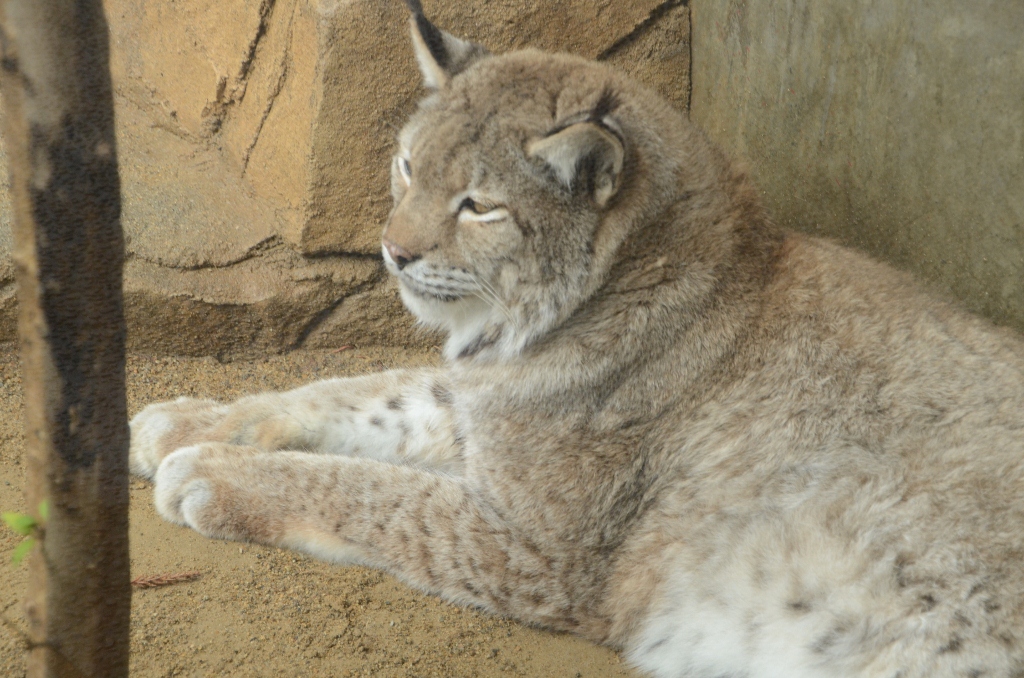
[129,3,1024,676]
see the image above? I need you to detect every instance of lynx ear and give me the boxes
[402,0,489,89]
[528,121,625,207]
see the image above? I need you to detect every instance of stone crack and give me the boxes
[596,0,689,62]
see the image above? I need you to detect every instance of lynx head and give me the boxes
[384,1,684,362]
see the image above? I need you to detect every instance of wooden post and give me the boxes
[0,0,131,676]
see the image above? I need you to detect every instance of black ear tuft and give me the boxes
[407,3,451,71]
[590,87,622,122]
[527,87,627,207]
[401,0,489,89]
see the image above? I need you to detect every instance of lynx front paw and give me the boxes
[129,398,222,478]
[153,444,282,543]
[153,446,214,528]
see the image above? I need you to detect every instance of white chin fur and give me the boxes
[383,242,506,360]
[398,285,493,360]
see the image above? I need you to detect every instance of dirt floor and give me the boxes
[0,344,638,677]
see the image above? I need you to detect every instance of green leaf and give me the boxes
[2,512,37,537]
[38,501,49,522]
[11,537,34,565]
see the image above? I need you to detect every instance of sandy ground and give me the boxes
[0,345,638,678]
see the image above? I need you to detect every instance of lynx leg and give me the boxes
[154,444,584,633]
[130,368,462,478]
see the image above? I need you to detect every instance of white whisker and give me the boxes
[474,277,518,329]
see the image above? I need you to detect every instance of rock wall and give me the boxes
[108,0,691,256]
[690,0,1024,333]
[2,0,1019,357]
[0,0,692,358]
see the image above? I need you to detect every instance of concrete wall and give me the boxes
[690,0,1024,332]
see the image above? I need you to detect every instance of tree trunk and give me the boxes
[0,0,131,675]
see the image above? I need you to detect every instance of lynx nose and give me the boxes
[383,238,421,270]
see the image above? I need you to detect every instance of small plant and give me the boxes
[2,501,48,565]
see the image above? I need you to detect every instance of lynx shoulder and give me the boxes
[129,4,1024,677]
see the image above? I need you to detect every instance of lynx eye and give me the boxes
[456,197,509,223]
[457,197,487,214]
[397,156,412,184]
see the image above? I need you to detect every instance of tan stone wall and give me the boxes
[108,0,691,256]
[3,0,1020,356]
[0,0,693,357]
[690,0,1024,333]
